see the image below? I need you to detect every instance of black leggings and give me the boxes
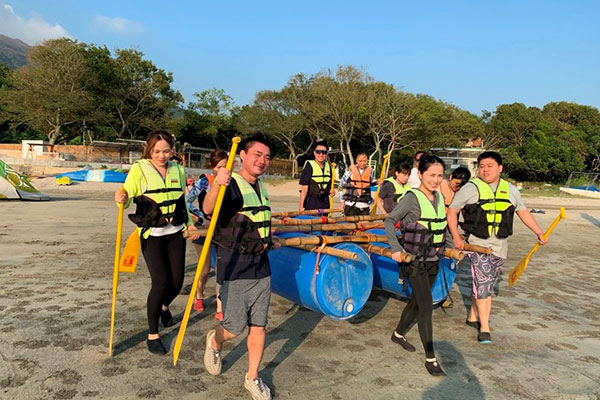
[141,230,186,334]
[395,260,439,358]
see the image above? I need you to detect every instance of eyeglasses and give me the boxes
[315,150,328,155]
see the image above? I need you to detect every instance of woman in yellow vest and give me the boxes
[186,149,227,320]
[377,163,411,213]
[114,130,200,355]
[384,154,448,376]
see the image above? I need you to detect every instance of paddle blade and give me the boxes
[508,250,535,287]
[119,229,140,273]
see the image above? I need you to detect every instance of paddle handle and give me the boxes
[173,137,240,366]
[108,200,124,356]
[329,163,336,209]
[370,154,390,215]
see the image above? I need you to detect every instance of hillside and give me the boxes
[0,34,29,69]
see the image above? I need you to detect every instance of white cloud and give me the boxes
[0,2,70,44]
[91,15,143,35]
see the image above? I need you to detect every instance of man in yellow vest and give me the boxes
[299,140,334,211]
[202,133,276,400]
[447,151,547,344]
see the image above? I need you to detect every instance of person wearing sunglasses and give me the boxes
[299,140,335,212]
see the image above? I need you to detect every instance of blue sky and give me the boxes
[2,1,599,115]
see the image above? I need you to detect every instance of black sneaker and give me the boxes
[146,338,166,355]
[425,359,446,376]
[478,332,492,344]
[161,309,174,328]
[390,332,416,352]
[465,320,481,330]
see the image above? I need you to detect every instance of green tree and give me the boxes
[6,38,97,144]
[188,88,235,148]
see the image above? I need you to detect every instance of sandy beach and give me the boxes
[1,178,599,400]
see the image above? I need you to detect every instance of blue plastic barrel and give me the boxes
[365,229,457,304]
[268,232,374,320]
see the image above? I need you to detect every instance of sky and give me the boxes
[1,0,599,115]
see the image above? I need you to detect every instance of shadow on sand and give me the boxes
[422,340,485,400]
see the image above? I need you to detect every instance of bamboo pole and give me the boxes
[444,248,464,260]
[273,221,385,233]
[289,244,358,260]
[360,244,412,263]
[271,213,387,225]
[271,208,342,218]
[183,221,386,237]
[463,243,493,255]
[274,235,377,247]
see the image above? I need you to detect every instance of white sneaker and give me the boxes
[244,374,272,400]
[203,330,221,376]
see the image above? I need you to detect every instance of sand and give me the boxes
[1,177,599,399]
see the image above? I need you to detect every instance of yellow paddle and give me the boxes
[108,190,125,356]
[329,162,336,209]
[118,228,141,273]
[173,137,241,366]
[370,153,390,215]
[508,207,566,287]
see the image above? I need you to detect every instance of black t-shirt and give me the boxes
[299,162,331,210]
[210,178,271,284]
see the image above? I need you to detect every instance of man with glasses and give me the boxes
[299,140,335,211]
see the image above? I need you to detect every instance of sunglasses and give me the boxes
[315,150,328,155]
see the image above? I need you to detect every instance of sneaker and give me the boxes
[193,298,205,312]
[146,338,166,355]
[465,320,481,330]
[214,312,223,322]
[244,374,272,400]
[478,332,492,344]
[203,330,222,375]
[160,308,174,328]
[425,359,446,376]
[390,332,416,352]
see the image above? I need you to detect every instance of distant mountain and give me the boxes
[0,34,30,69]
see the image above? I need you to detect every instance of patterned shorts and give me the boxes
[468,253,505,299]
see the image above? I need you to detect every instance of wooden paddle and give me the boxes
[329,162,336,209]
[508,207,566,287]
[108,190,125,356]
[173,137,241,366]
[370,153,390,215]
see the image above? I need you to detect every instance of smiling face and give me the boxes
[356,154,368,169]
[240,141,271,178]
[313,145,328,164]
[449,178,463,192]
[478,157,503,184]
[418,163,445,194]
[150,139,173,168]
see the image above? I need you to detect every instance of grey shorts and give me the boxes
[468,253,505,299]
[219,276,271,335]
